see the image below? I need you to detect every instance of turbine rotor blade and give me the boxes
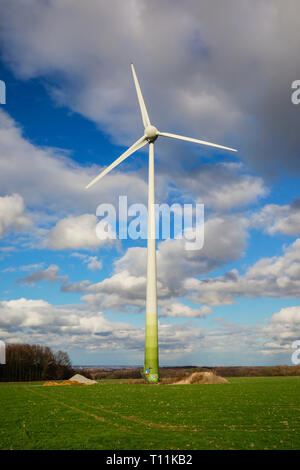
[85,136,147,189]
[131,63,151,128]
[158,131,237,152]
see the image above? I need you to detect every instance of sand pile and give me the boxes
[43,374,97,386]
[43,380,82,387]
[69,374,97,385]
[171,371,229,385]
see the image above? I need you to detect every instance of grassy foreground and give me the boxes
[0,376,300,450]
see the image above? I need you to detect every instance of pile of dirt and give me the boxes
[44,381,82,386]
[69,374,97,385]
[62,380,83,386]
[171,371,229,385]
[43,374,97,387]
[43,380,84,387]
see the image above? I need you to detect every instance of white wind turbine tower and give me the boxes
[86,64,237,382]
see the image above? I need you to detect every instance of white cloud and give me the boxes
[16,264,66,286]
[172,163,267,211]
[0,296,257,359]
[0,297,139,349]
[86,256,102,271]
[71,253,102,271]
[65,214,248,313]
[184,238,300,305]
[0,193,31,237]
[0,296,298,362]
[252,203,300,236]
[46,214,115,250]
[160,302,212,318]
[116,214,248,283]
[271,306,300,324]
[261,306,300,355]
[0,296,210,355]
[82,270,147,311]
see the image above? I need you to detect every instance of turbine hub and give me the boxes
[145,125,158,142]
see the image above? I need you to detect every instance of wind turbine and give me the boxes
[86,64,237,383]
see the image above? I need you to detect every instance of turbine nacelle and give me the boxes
[144,125,158,142]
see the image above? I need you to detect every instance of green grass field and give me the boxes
[1,376,300,450]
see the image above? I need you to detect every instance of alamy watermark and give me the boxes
[0,340,5,364]
[291,340,300,365]
[291,80,300,105]
[95,196,204,251]
[0,80,6,105]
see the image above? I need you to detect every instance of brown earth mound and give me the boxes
[61,380,83,386]
[171,371,229,385]
[43,381,60,386]
[43,380,83,386]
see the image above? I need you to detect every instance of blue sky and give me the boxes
[0,0,300,366]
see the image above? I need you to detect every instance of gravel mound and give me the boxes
[171,371,229,385]
[69,374,97,385]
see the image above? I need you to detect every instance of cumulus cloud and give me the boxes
[71,252,102,271]
[171,162,267,211]
[0,296,259,359]
[82,270,147,311]
[46,214,115,250]
[184,238,300,305]
[16,264,67,286]
[116,214,248,282]
[0,296,297,361]
[261,306,300,355]
[0,297,142,351]
[64,214,248,314]
[0,296,209,356]
[0,193,31,237]
[159,302,212,318]
[85,257,103,271]
[252,203,300,236]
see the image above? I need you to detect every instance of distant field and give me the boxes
[1,377,300,450]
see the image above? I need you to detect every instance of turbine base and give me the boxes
[143,368,159,383]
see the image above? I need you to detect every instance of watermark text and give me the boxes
[0,80,6,104]
[291,80,300,105]
[0,340,5,364]
[291,340,300,365]
[96,196,204,251]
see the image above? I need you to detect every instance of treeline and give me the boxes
[82,365,300,380]
[81,366,207,381]
[0,344,74,382]
[213,365,300,377]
